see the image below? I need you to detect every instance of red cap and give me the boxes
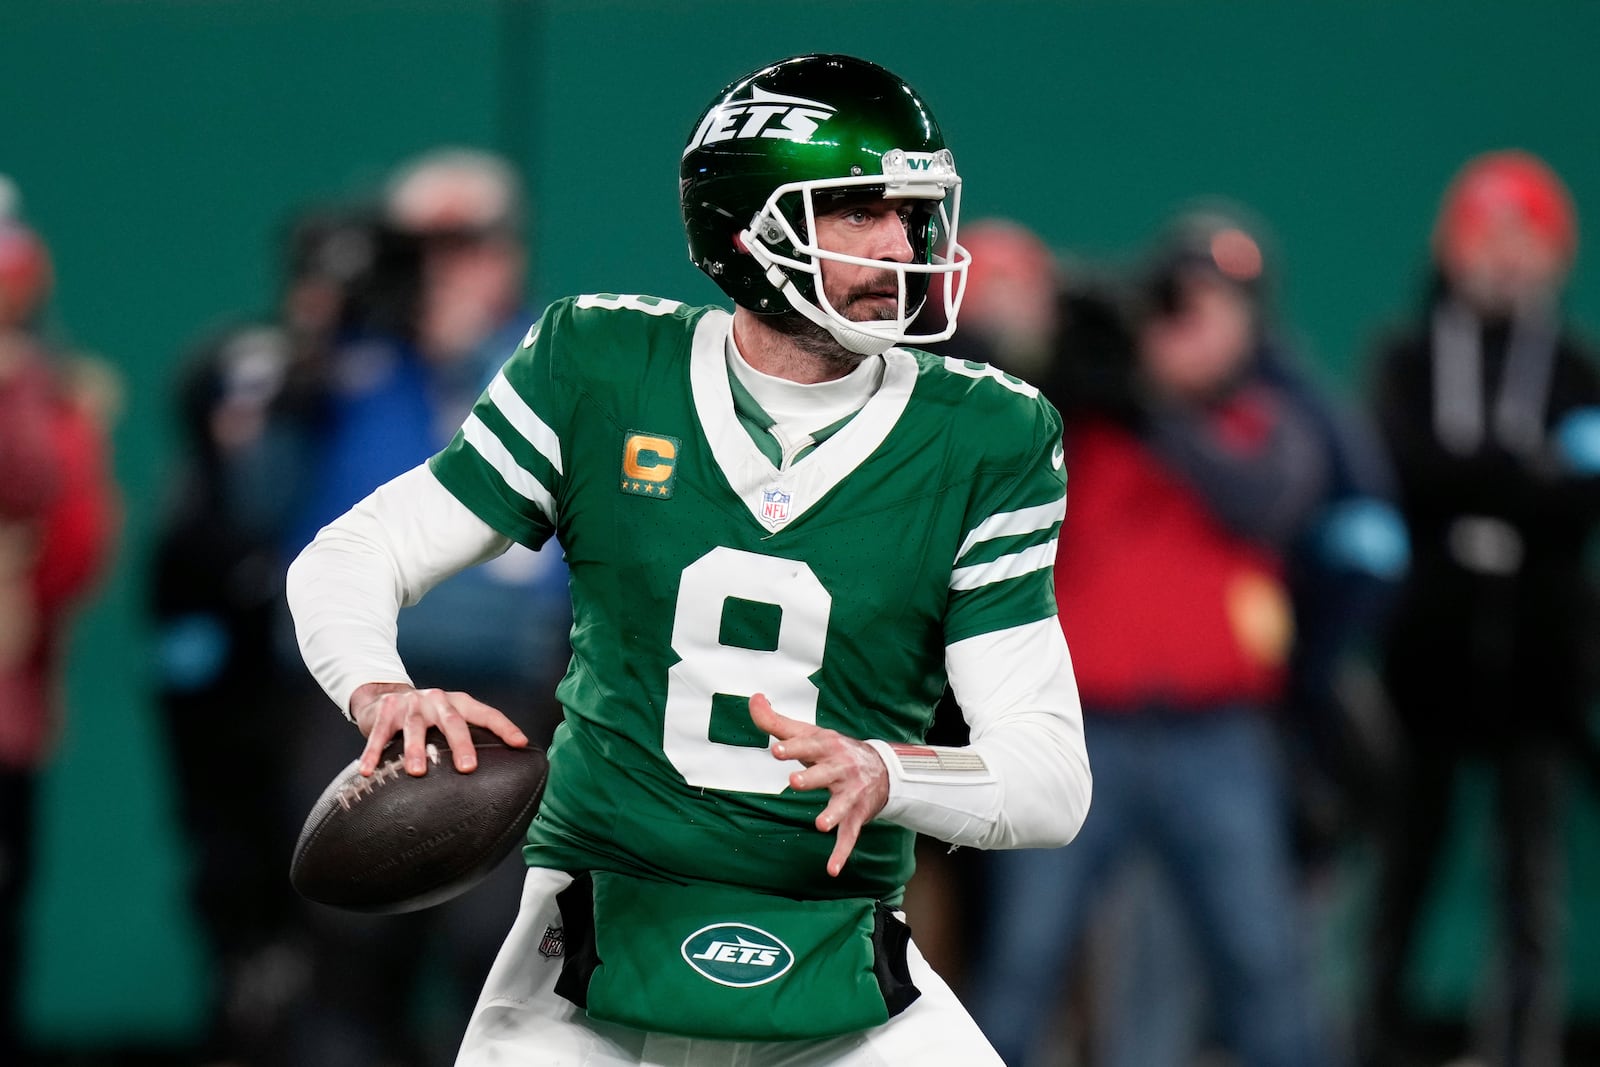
[1435,150,1577,266]
[0,223,52,326]
[958,219,1058,317]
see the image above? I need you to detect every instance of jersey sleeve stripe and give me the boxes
[461,413,558,523]
[950,539,1058,591]
[955,495,1067,563]
[575,293,684,316]
[487,372,564,476]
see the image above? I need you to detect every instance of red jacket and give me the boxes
[1055,419,1291,713]
[0,351,116,769]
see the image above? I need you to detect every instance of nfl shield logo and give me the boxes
[539,924,564,959]
[760,487,792,528]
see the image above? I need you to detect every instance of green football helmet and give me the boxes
[680,54,969,355]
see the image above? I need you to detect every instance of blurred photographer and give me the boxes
[968,210,1400,1067]
[157,151,570,1065]
[282,152,566,724]
[278,149,569,1067]
[151,203,407,1066]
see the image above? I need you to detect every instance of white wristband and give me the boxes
[867,739,1001,846]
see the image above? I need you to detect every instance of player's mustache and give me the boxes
[840,277,901,306]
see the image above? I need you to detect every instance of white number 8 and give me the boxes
[662,547,831,794]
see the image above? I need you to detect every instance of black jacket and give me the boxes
[1370,290,1600,746]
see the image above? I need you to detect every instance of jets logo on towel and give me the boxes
[681,923,794,987]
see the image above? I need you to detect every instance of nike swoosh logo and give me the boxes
[1051,444,1064,469]
[521,323,540,349]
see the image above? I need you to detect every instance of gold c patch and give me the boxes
[621,431,679,498]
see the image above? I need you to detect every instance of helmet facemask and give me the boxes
[738,149,970,356]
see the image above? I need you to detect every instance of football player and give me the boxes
[288,53,1091,1065]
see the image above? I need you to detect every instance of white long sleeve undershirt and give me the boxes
[725,333,884,444]
[868,619,1090,850]
[287,464,1091,852]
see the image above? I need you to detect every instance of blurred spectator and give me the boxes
[967,209,1399,1067]
[936,218,1062,383]
[1362,150,1600,1067]
[150,205,379,1066]
[906,219,1068,984]
[0,200,118,1065]
[907,220,1136,991]
[277,148,569,1067]
[281,150,567,715]
[153,148,571,1067]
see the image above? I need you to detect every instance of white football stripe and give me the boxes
[462,414,557,523]
[487,373,563,475]
[956,495,1066,563]
[949,539,1058,591]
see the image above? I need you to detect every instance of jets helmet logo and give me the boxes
[681,923,795,987]
[684,86,836,155]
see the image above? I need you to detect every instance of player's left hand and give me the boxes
[749,692,889,878]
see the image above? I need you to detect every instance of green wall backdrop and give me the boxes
[4,0,1599,1047]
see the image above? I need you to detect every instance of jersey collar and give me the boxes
[690,309,915,532]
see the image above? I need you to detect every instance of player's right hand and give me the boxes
[348,681,528,778]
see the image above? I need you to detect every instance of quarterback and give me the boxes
[288,54,1091,1065]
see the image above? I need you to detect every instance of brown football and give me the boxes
[290,725,548,913]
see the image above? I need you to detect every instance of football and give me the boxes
[290,725,549,914]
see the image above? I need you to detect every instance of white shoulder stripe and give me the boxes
[956,495,1066,562]
[462,413,557,523]
[575,293,683,316]
[942,356,1039,398]
[487,373,563,475]
[950,539,1058,591]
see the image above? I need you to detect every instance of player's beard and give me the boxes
[765,308,867,374]
[768,279,906,372]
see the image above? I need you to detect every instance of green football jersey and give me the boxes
[428,294,1066,901]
